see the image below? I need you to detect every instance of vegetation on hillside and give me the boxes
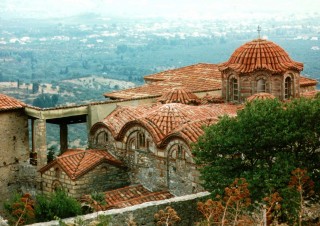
[193,97,320,223]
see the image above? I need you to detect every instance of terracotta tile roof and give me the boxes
[165,118,219,144]
[104,185,173,209]
[157,87,201,105]
[300,90,320,98]
[246,92,276,102]
[200,93,224,104]
[104,63,222,100]
[299,76,318,87]
[0,93,25,111]
[39,149,123,180]
[97,103,237,146]
[81,184,173,211]
[94,105,152,138]
[219,39,303,73]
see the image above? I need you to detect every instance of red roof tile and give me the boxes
[98,103,237,145]
[39,149,123,180]
[246,92,276,102]
[157,87,201,105]
[104,63,222,100]
[95,105,152,138]
[219,39,303,73]
[0,93,25,111]
[299,76,318,87]
[81,184,173,211]
[300,90,319,98]
[200,93,224,104]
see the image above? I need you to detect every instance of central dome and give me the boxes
[220,39,303,73]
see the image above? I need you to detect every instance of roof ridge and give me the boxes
[71,151,86,179]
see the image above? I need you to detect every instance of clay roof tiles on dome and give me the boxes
[246,92,276,102]
[106,103,238,146]
[157,87,201,105]
[39,149,123,180]
[0,94,26,111]
[99,105,152,137]
[219,39,303,74]
[166,118,219,144]
[104,63,222,100]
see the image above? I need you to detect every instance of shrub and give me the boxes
[35,189,81,222]
[3,193,35,225]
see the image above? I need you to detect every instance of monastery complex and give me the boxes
[0,38,318,209]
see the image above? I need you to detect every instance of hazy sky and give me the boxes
[1,0,319,19]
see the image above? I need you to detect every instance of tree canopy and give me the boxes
[193,97,320,201]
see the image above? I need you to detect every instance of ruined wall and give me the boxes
[0,110,30,204]
[27,192,210,226]
[41,163,129,199]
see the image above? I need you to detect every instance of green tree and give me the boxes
[193,98,320,202]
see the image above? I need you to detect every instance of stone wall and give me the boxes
[41,162,130,199]
[27,191,210,226]
[90,125,204,196]
[0,110,30,204]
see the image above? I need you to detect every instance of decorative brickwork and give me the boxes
[219,39,307,102]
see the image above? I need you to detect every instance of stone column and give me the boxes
[33,119,47,170]
[60,123,68,153]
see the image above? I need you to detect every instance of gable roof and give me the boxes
[299,76,318,87]
[0,94,26,112]
[81,184,173,211]
[39,149,123,180]
[300,90,319,98]
[104,63,222,100]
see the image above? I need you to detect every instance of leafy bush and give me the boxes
[35,189,81,222]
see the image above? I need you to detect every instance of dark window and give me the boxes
[230,78,238,101]
[285,77,292,99]
[257,79,266,93]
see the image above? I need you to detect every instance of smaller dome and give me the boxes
[157,87,200,105]
[145,103,190,135]
[220,39,303,73]
[246,92,276,102]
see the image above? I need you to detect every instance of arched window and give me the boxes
[128,137,136,150]
[229,78,238,101]
[55,167,60,178]
[95,131,108,145]
[257,79,266,93]
[52,180,62,192]
[285,77,292,99]
[137,132,145,148]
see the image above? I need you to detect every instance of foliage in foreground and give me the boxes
[154,206,181,226]
[34,189,82,222]
[3,193,35,225]
[193,97,320,219]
